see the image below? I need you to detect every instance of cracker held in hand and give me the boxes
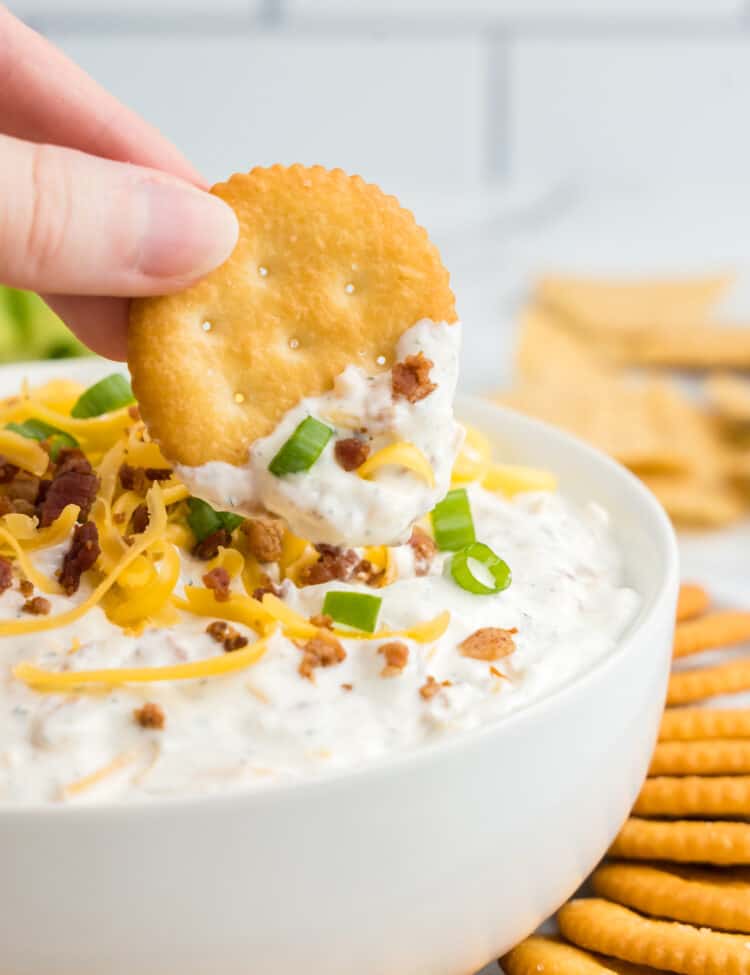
[129,165,457,467]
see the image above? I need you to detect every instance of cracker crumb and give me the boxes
[134,702,165,730]
[459,627,517,662]
[378,640,409,677]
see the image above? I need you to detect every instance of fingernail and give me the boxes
[137,180,239,280]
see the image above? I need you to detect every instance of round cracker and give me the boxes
[129,165,457,466]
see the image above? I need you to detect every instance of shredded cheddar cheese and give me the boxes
[482,463,557,497]
[0,485,167,637]
[15,627,275,691]
[0,429,49,477]
[357,441,435,488]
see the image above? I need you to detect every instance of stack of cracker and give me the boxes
[502,582,750,975]
[497,275,750,528]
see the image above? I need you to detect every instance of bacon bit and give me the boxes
[193,528,232,560]
[341,682,353,692]
[40,449,98,526]
[119,464,172,494]
[378,640,409,677]
[298,632,346,681]
[334,437,370,471]
[252,581,282,602]
[0,556,12,594]
[205,619,248,652]
[59,521,100,595]
[299,544,359,587]
[489,665,508,680]
[202,566,232,602]
[23,595,51,616]
[18,579,34,598]
[206,620,230,643]
[243,517,283,563]
[409,525,437,575]
[310,613,333,630]
[352,558,384,587]
[134,702,166,730]
[130,502,149,535]
[0,456,19,483]
[392,352,437,404]
[419,675,441,700]
[113,511,127,525]
[459,627,518,662]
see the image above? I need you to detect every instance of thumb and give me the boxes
[0,134,238,296]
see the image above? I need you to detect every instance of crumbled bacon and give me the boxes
[119,464,172,494]
[11,499,36,518]
[0,557,12,593]
[352,558,384,587]
[459,627,518,662]
[392,352,437,404]
[310,613,333,630]
[205,619,248,652]
[39,449,98,527]
[0,456,19,483]
[419,675,441,700]
[341,682,353,692]
[134,702,165,730]
[22,595,50,615]
[299,544,359,587]
[18,579,33,598]
[334,437,370,471]
[298,632,346,681]
[202,566,231,602]
[223,632,248,652]
[243,517,283,563]
[193,528,232,560]
[378,640,409,677]
[130,502,149,536]
[409,525,437,575]
[59,521,100,596]
[252,581,282,602]
[2,473,41,506]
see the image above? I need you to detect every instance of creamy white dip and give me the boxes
[178,320,462,546]
[0,486,638,803]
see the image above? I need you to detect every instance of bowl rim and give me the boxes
[0,364,679,820]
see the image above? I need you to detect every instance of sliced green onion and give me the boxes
[450,542,512,596]
[187,497,243,542]
[6,419,78,461]
[71,374,135,418]
[430,488,475,551]
[322,591,382,633]
[268,417,333,477]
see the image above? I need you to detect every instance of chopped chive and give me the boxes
[268,417,333,477]
[450,542,511,596]
[71,374,135,418]
[6,419,78,461]
[430,488,475,551]
[322,591,382,633]
[187,497,243,542]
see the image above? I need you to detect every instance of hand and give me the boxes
[0,7,239,360]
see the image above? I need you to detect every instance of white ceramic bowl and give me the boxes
[0,361,679,975]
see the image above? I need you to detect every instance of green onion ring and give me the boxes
[450,542,511,596]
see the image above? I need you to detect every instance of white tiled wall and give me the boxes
[12,0,750,201]
[51,32,485,193]
[508,37,750,189]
